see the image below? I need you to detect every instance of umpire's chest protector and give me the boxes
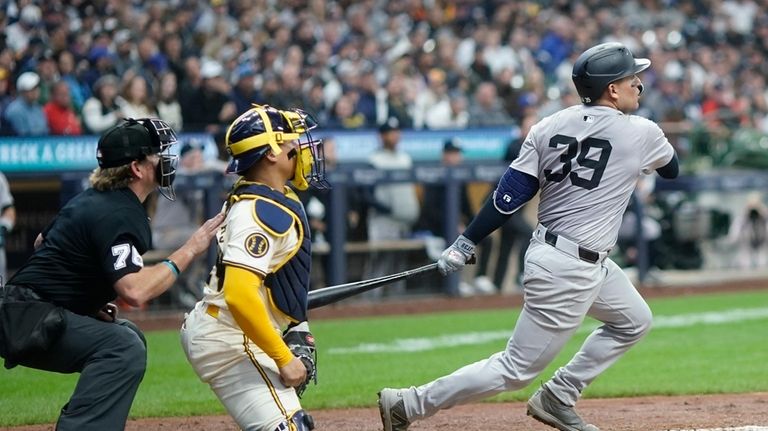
[230,183,312,322]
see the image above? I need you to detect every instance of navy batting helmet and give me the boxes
[572,42,650,104]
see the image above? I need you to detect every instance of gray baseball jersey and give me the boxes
[512,104,674,252]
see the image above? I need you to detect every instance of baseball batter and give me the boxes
[379,42,679,431]
[181,105,327,431]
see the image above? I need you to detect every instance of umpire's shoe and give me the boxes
[378,388,410,431]
[526,386,600,431]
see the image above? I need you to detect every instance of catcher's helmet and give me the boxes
[572,42,650,104]
[225,104,328,190]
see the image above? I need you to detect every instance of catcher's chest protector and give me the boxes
[230,183,312,322]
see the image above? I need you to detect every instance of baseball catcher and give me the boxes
[181,104,328,431]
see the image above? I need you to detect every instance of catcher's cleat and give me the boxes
[527,386,600,431]
[378,388,410,431]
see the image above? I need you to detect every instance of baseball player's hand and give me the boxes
[279,356,308,389]
[282,321,317,397]
[184,212,226,256]
[437,234,475,275]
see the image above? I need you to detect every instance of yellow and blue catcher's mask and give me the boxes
[224,104,329,191]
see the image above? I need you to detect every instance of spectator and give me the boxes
[34,51,58,106]
[302,79,329,126]
[0,67,14,135]
[230,63,260,115]
[380,72,414,129]
[326,93,366,129]
[117,74,157,119]
[156,72,183,131]
[0,170,16,282]
[181,58,236,134]
[445,92,470,129]
[82,75,123,134]
[43,81,83,135]
[413,68,453,129]
[56,50,88,114]
[83,46,118,91]
[5,4,42,55]
[4,71,49,136]
[468,81,514,127]
[363,117,420,298]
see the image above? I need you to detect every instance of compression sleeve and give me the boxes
[464,168,538,243]
[223,265,294,367]
[655,153,679,179]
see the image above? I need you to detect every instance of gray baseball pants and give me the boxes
[401,229,652,420]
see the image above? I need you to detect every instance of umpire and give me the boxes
[0,118,224,430]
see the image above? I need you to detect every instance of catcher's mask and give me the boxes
[225,104,329,191]
[572,42,650,104]
[97,118,179,200]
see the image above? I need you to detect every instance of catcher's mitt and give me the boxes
[282,321,317,397]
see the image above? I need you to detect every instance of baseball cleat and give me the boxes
[378,388,410,431]
[526,387,600,431]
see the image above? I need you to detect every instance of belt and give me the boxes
[536,225,606,264]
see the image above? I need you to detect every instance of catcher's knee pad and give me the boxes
[272,410,315,431]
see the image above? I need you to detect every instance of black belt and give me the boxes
[544,231,600,264]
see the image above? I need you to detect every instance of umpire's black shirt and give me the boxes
[9,188,151,315]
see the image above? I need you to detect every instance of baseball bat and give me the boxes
[307,262,438,309]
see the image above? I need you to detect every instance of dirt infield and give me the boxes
[8,279,768,431]
[8,393,768,430]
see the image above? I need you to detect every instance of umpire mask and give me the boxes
[97,118,179,200]
[138,118,179,201]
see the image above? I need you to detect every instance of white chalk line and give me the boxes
[668,427,768,431]
[328,307,768,354]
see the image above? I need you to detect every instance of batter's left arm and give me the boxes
[463,167,538,244]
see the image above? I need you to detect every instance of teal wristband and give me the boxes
[162,259,180,277]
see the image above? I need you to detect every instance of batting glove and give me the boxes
[437,235,475,275]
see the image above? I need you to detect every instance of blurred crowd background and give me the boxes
[1,0,768,170]
[3,0,768,304]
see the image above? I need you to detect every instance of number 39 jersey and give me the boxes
[511,104,674,252]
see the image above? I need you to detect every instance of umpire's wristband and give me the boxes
[162,259,180,278]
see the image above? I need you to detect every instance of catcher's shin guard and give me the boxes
[273,410,315,431]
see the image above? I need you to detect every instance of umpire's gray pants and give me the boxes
[403,233,652,420]
[18,311,147,431]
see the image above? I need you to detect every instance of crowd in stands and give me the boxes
[0,0,766,159]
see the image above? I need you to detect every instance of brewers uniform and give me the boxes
[181,105,326,431]
[379,42,678,431]
[181,181,312,431]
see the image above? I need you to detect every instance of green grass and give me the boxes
[1,289,767,426]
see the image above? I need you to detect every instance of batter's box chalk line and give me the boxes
[667,427,768,431]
